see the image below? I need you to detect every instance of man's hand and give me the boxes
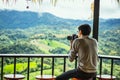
[70,40,73,50]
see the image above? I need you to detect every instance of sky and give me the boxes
[0,0,120,20]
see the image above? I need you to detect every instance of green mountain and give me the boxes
[0,10,120,80]
[0,10,120,55]
[0,10,81,29]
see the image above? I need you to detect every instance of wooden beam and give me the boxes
[93,0,100,41]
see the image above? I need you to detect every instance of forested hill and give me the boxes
[0,10,120,30]
[0,10,84,29]
[0,10,120,55]
[0,10,120,79]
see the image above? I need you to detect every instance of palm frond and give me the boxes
[116,0,120,6]
[50,0,57,6]
[117,0,120,2]
[2,0,120,6]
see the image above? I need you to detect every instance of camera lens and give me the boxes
[67,34,78,40]
[67,36,72,40]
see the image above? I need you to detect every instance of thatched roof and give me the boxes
[2,0,120,6]
[1,0,120,12]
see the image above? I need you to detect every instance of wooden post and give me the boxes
[93,0,100,41]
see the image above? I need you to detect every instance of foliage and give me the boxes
[3,62,37,74]
[0,10,120,79]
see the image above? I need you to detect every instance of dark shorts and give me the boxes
[56,68,96,80]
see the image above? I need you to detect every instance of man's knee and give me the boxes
[56,76,68,80]
[56,76,62,80]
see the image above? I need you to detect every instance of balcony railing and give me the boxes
[0,54,120,80]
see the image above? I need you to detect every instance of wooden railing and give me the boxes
[0,54,120,80]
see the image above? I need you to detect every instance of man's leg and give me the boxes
[56,69,78,80]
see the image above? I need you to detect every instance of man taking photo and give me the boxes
[56,24,99,80]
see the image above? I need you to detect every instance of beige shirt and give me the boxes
[68,37,99,73]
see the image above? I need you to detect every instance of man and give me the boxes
[56,24,99,80]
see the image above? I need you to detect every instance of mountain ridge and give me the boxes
[0,10,120,29]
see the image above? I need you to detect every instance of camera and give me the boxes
[67,34,78,40]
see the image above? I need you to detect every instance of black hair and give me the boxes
[78,24,91,35]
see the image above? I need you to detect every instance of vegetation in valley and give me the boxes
[0,10,120,79]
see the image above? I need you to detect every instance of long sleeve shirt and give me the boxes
[68,37,99,73]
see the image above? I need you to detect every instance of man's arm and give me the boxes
[68,39,79,62]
